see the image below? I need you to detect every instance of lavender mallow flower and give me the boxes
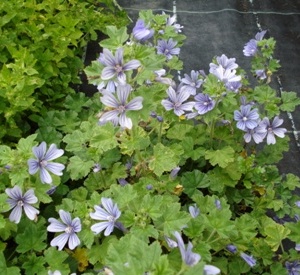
[28,142,65,184]
[47,210,81,251]
[189,204,200,218]
[204,265,221,275]
[156,39,180,60]
[259,116,287,145]
[5,186,39,223]
[210,54,238,71]
[243,124,267,144]
[243,30,267,57]
[234,105,259,130]
[90,198,121,236]
[174,231,201,266]
[166,13,184,33]
[240,252,256,267]
[101,48,141,84]
[210,65,241,84]
[161,86,194,116]
[181,70,203,95]
[194,93,216,115]
[285,261,300,275]
[132,19,154,41]
[99,84,143,129]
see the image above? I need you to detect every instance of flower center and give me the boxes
[117,105,126,113]
[115,64,123,73]
[242,116,248,121]
[17,200,24,207]
[40,159,48,167]
[164,49,169,54]
[204,102,208,106]
[65,226,74,234]
[107,215,115,222]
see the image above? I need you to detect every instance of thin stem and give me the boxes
[206,229,217,243]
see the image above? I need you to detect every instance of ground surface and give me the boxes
[86,0,300,177]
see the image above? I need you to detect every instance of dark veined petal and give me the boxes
[99,110,120,125]
[101,67,117,80]
[123,59,141,71]
[71,217,82,232]
[273,127,286,138]
[90,205,110,220]
[185,242,201,266]
[28,159,40,175]
[91,221,110,234]
[6,198,17,209]
[23,204,39,220]
[115,48,124,66]
[68,233,80,250]
[39,167,52,184]
[161,99,175,111]
[101,198,115,215]
[59,210,72,225]
[32,142,46,160]
[116,84,131,105]
[119,113,132,129]
[44,144,64,161]
[204,265,221,275]
[245,120,258,130]
[46,162,65,176]
[101,92,120,108]
[5,186,22,201]
[23,189,38,204]
[9,205,23,224]
[271,116,284,128]
[50,233,69,251]
[102,48,117,67]
[48,218,67,232]
[104,222,115,236]
[126,97,143,111]
[166,86,177,102]
[266,133,276,145]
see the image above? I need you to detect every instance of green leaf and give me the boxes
[67,156,94,180]
[106,235,162,275]
[22,254,45,275]
[166,123,193,140]
[149,143,181,176]
[280,91,300,112]
[15,221,47,253]
[100,26,129,49]
[0,252,20,275]
[181,170,209,197]
[44,247,70,274]
[205,146,235,168]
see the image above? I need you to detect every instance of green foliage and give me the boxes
[0,8,299,275]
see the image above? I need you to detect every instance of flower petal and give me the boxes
[59,210,72,225]
[91,221,110,234]
[101,92,119,108]
[101,67,117,80]
[126,97,143,111]
[9,205,23,223]
[32,142,46,160]
[68,233,80,250]
[50,233,69,251]
[119,113,132,129]
[40,167,52,184]
[44,144,64,161]
[104,222,115,236]
[123,59,141,71]
[48,218,67,232]
[23,189,38,204]
[23,204,39,220]
[6,186,22,200]
[45,162,65,176]
[28,159,40,175]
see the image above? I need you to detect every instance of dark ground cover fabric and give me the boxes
[84,0,300,176]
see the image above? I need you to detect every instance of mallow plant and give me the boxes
[0,9,300,275]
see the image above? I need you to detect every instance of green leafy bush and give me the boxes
[0,0,128,143]
[0,9,300,275]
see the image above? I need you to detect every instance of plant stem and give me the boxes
[206,229,217,243]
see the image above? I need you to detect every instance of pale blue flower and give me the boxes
[255,69,267,80]
[5,186,39,224]
[99,84,143,129]
[90,198,121,236]
[243,124,266,144]
[259,116,287,145]
[156,39,180,60]
[166,13,183,33]
[161,86,194,116]
[181,70,203,95]
[243,39,258,56]
[101,48,141,84]
[240,252,256,267]
[296,244,300,251]
[48,271,62,275]
[285,261,300,275]
[210,65,241,83]
[28,142,65,184]
[225,81,242,92]
[47,210,81,251]
[170,167,180,179]
[210,54,238,71]
[194,93,216,115]
[174,231,201,266]
[204,265,221,275]
[255,30,267,41]
[189,205,200,218]
[226,244,237,254]
[234,105,259,130]
[165,235,178,248]
[132,19,154,41]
